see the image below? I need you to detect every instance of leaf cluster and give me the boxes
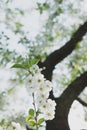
[11,58,39,71]
[26,109,44,129]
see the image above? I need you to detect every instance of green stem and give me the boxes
[32,93,39,130]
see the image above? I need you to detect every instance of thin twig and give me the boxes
[32,93,38,130]
[77,97,87,107]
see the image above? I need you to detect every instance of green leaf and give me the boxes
[57,0,62,4]
[26,116,33,122]
[37,3,43,14]
[29,121,36,126]
[11,58,39,71]
[0,119,5,125]
[43,3,49,9]
[8,87,15,94]
[48,36,54,41]
[12,59,30,70]
[6,122,11,128]
[38,118,44,125]
[11,64,25,69]
[36,110,41,116]
[29,109,34,116]
[16,22,23,28]
[19,10,24,15]
[28,58,39,68]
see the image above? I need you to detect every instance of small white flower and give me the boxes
[11,122,21,130]
[25,75,37,93]
[29,64,42,75]
[38,92,49,100]
[37,84,47,94]
[47,99,56,110]
[39,101,48,112]
[34,73,44,84]
[44,110,55,120]
[39,99,56,120]
[44,80,52,92]
[25,72,44,93]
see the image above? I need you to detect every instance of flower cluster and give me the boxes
[25,64,56,129]
[0,120,21,130]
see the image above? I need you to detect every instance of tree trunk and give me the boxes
[38,21,87,130]
[46,71,87,130]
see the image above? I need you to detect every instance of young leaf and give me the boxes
[43,3,50,10]
[11,58,39,71]
[6,122,11,128]
[38,118,44,125]
[11,64,25,69]
[28,58,39,68]
[29,121,36,127]
[29,109,34,116]
[8,87,15,94]
[0,119,5,125]
[26,116,33,122]
[36,110,41,116]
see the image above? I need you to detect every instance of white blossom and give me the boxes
[29,64,42,75]
[25,64,56,121]
[44,110,55,120]
[38,99,56,120]
[11,122,21,130]
[47,99,56,111]
[26,73,44,93]
[39,100,56,120]
[44,80,52,92]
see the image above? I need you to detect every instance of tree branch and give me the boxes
[58,71,87,108]
[77,97,87,107]
[38,21,87,80]
[38,21,87,130]
[46,71,87,130]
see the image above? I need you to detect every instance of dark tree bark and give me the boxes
[38,21,87,80]
[46,72,87,130]
[38,21,87,130]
